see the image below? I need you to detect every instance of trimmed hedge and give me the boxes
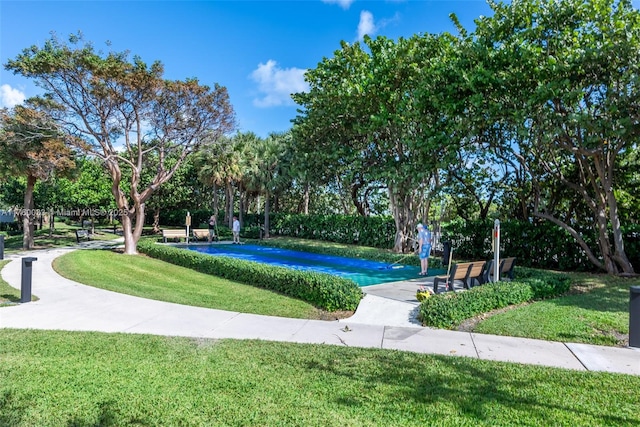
[269,214,396,249]
[137,240,363,312]
[418,269,572,329]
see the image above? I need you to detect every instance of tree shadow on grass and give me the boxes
[304,349,640,425]
[549,279,634,314]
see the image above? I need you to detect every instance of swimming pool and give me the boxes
[181,244,441,287]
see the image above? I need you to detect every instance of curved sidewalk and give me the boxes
[1,245,638,376]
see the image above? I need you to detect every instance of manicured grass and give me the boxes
[1,329,638,426]
[473,273,636,346]
[52,249,328,319]
[0,260,21,306]
[1,222,121,253]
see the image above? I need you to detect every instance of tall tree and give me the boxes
[5,33,235,254]
[466,0,640,273]
[293,35,453,252]
[0,99,75,249]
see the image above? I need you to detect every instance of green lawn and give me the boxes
[52,248,331,319]
[0,260,21,306]
[473,272,636,346]
[1,221,121,253]
[1,329,638,426]
[50,239,638,345]
[2,238,639,425]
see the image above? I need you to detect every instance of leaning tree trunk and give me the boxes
[22,175,37,250]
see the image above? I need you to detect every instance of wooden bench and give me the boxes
[433,260,487,293]
[484,257,517,282]
[162,229,188,243]
[192,228,211,242]
[75,229,91,243]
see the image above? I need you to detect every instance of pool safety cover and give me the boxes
[182,244,445,287]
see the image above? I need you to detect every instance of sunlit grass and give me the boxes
[52,249,328,319]
[0,260,21,306]
[1,329,638,426]
[473,272,635,346]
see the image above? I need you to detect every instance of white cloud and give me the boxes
[357,10,376,40]
[0,84,26,108]
[250,60,309,108]
[322,0,355,10]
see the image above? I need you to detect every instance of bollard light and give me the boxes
[630,286,640,348]
[20,257,38,303]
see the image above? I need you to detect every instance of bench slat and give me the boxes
[162,229,188,243]
[432,261,486,293]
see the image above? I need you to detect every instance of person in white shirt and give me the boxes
[232,216,240,244]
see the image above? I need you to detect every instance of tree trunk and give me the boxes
[303,182,310,215]
[238,183,244,228]
[119,201,145,255]
[264,193,271,238]
[152,206,161,234]
[49,210,55,238]
[22,175,37,250]
[388,184,417,253]
[225,180,234,227]
[607,189,634,273]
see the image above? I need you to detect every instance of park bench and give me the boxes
[192,228,211,242]
[432,260,487,293]
[161,229,188,243]
[484,257,517,282]
[75,229,91,243]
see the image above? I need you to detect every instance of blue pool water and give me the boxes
[180,244,430,287]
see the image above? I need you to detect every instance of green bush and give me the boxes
[269,213,397,249]
[137,240,363,311]
[441,218,613,272]
[418,269,571,329]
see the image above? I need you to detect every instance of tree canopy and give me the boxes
[5,33,236,253]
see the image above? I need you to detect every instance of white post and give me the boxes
[493,219,500,282]
[186,211,191,244]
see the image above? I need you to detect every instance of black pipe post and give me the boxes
[442,241,451,265]
[0,235,4,260]
[20,257,37,303]
[630,286,640,348]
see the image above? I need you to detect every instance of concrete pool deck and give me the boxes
[1,242,638,376]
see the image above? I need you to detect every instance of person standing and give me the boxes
[207,214,217,243]
[417,223,432,276]
[232,216,240,244]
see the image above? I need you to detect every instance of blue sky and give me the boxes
[2,0,638,138]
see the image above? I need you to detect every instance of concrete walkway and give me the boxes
[1,243,638,376]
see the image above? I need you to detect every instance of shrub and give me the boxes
[418,269,571,329]
[137,240,363,311]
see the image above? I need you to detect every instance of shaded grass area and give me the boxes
[1,329,639,426]
[473,272,636,346]
[52,249,334,319]
[1,222,120,253]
